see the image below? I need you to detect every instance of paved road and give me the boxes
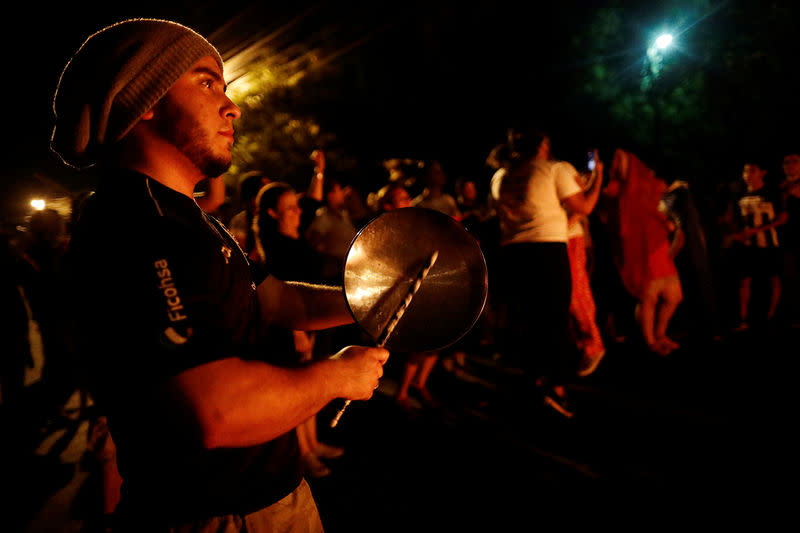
[4,323,789,532]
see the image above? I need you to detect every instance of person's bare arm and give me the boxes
[165,345,388,449]
[257,274,353,332]
[562,159,604,216]
[307,150,325,202]
[734,211,789,241]
[669,226,685,258]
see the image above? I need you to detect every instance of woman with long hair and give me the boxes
[253,182,343,478]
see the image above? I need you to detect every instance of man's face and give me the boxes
[742,164,765,189]
[783,154,800,179]
[151,56,241,179]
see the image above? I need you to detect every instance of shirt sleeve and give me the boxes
[552,161,583,200]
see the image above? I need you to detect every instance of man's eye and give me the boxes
[201,79,213,88]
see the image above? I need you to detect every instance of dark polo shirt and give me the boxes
[67,169,302,522]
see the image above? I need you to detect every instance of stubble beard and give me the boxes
[180,129,231,180]
[154,101,232,179]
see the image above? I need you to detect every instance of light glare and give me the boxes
[655,33,673,50]
[31,199,46,211]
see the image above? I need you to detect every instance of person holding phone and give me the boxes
[492,130,603,417]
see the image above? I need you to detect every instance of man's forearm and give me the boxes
[257,275,353,332]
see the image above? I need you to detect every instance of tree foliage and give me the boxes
[566,0,800,182]
[227,60,338,193]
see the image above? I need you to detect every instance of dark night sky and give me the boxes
[2,1,578,220]
[2,0,798,223]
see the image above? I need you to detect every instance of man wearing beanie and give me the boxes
[55,19,389,532]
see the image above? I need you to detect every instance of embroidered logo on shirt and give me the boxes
[162,326,193,345]
[154,259,188,322]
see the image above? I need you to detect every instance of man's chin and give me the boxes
[203,158,232,180]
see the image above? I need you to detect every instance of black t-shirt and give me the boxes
[260,231,325,284]
[735,185,785,248]
[66,170,302,521]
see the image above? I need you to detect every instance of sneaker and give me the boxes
[577,350,606,377]
[302,453,331,478]
[543,394,574,418]
[314,442,344,459]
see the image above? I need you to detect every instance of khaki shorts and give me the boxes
[164,479,324,533]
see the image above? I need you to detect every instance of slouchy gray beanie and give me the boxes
[51,18,223,168]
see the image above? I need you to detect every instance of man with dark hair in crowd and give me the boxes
[725,159,787,331]
[52,18,388,532]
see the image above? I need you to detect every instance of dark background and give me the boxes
[2,0,799,224]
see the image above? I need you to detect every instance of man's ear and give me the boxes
[267,208,279,220]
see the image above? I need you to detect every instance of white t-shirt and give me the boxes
[496,159,582,244]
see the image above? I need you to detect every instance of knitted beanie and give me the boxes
[51,18,223,168]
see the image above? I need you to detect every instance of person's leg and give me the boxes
[305,416,319,450]
[411,353,440,406]
[296,420,313,456]
[413,353,438,390]
[636,292,659,348]
[752,247,783,323]
[738,276,752,328]
[654,277,683,350]
[568,236,606,371]
[535,243,578,380]
[395,355,421,405]
[768,276,782,320]
[297,419,331,478]
[535,243,579,416]
[310,415,344,459]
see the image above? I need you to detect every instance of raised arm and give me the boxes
[562,153,604,217]
[307,149,325,202]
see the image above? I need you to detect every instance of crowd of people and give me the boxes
[1,16,799,533]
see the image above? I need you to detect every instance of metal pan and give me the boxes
[343,207,488,353]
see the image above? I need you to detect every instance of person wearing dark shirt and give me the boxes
[727,161,788,330]
[52,19,388,532]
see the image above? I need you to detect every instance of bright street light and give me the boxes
[655,33,673,50]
